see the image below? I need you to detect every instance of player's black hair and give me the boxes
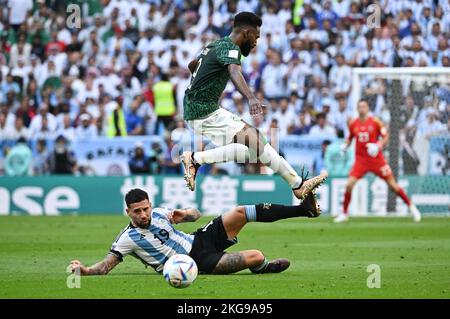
[125,188,149,207]
[233,12,262,29]
[358,99,369,105]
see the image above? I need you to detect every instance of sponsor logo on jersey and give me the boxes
[228,50,239,59]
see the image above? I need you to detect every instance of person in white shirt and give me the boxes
[56,113,76,143]
[309,113,337,137]
[136,28,165,55]
[4,116,29,141]
[7,0,33,30]
[261,51,289,99]
[329,54,352,98]
[286,54,312,97]
[426,22,444,52]
[75,113,98,141]
[278,0,294,28]
[411,40,429,66]
[416,111,447,140]
[237,0,259,14]
[29,104,57,137]
[106,28,135,57]
[94,64,122,99]
[181,28,203,60]
[299,18,329,45]
[261,4,281,35]
[400,22,426,50]
[36,59,62,88]
[32,115,56,141]
[328,97,351,135]
[9,34,31,68]
[333,0,351,18]
[272,98,296,137]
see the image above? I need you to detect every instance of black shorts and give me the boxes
[189,216,238,274]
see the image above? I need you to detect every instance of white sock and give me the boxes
[193,143,256,165]
[257,143,302,188]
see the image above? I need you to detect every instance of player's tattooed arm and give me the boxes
[69,254,120,276]
[228,64,263,117]
[228,64,254,100]
[212,253,247,274]
[169,208,201,224]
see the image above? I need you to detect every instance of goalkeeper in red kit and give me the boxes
[334,100,421,223]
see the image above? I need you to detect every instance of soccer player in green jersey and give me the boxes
[181,12,327,200]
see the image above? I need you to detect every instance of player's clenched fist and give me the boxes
[69,260,88,275]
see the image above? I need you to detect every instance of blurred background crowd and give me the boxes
[0,0,449,177]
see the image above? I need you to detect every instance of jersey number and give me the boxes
[358,132,369,143]
[187,58,203,90]
[192,58,202,78]
[154,229,169,244]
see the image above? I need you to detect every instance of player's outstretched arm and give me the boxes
[228,64,263,117]
[69,254,120,276]
[169,208,201,224]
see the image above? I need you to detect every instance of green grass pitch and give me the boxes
[1,215,449,299]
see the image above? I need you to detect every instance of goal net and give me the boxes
[350,67,450,215]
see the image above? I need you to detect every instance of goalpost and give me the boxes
[349,67,450,216]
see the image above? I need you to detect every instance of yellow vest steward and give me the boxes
[153,81,176,116]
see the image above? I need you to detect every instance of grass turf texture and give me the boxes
[0,216,449,299]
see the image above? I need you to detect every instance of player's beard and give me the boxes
[136,219,150,228]
[241,41,253,57]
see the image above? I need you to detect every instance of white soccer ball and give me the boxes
[163,254,198,288]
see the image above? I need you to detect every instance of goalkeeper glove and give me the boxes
[366,143,380,157]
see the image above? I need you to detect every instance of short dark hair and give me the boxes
[316,112,326,120]
[358,99,369,105]
[233,12,262,29]
[125,189,149,207]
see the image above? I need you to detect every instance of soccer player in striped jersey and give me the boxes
[69,188,321,275]
[334,100,421,223]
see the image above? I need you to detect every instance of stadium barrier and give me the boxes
[0,175,448,216]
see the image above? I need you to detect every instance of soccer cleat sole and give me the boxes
[306,191,321,218]
[294,171,328,200]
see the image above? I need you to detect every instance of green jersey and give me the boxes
[183,36,242,120]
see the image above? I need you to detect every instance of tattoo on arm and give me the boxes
[173,208,201,224]
[228,64,255,101]
[212,253,247,274]
[86,254,120,275]
[182,208,201,222]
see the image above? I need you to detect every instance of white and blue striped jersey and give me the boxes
[109,207,195,272]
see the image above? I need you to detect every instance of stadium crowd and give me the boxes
[0,0,449,176]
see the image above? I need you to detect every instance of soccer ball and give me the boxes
[163,254,198,288]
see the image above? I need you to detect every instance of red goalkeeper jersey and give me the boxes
[348,116,387,160]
